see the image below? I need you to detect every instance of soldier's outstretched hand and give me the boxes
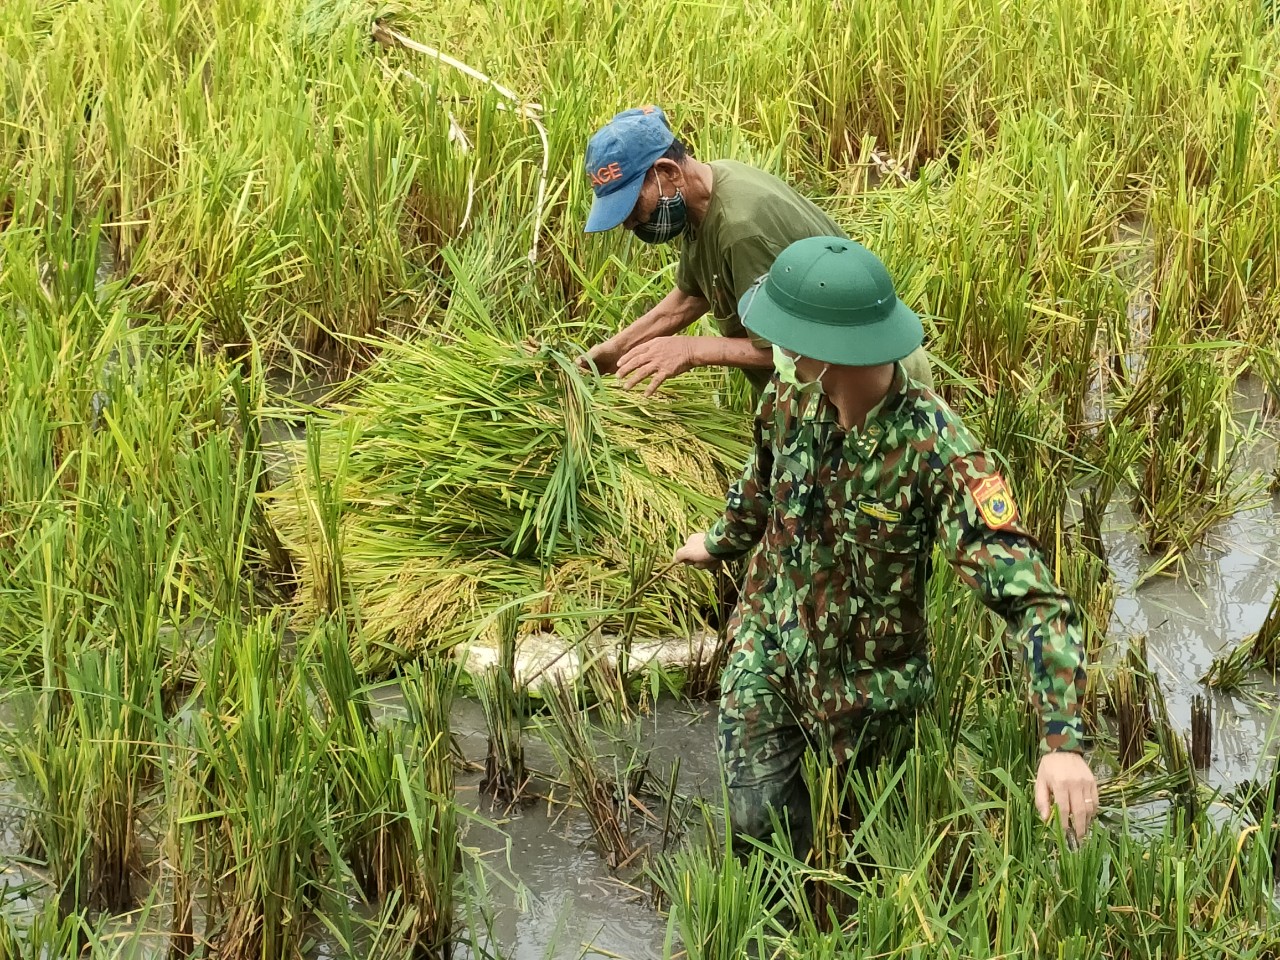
[673,532,718,569]
[1035,751,1099,839]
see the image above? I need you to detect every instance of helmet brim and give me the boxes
[738,280,924,367]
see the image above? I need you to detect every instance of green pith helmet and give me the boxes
[737,237,923,366]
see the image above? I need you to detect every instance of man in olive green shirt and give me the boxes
[580,106,932,395]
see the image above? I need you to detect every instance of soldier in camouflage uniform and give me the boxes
[674,236,1099,850]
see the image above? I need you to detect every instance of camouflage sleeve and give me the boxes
[934,452,1087,754]
[703,385,776,559]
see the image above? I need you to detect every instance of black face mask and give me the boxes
[632,175,688,244]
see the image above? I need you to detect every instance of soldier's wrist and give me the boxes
[1039,716,1085,754]
[703,529,735,558]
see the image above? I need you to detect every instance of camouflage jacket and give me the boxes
[704,365,1087,753]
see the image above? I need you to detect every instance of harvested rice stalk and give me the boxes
[270,334,744,671]
[1111,664,1150,773]
[1190,695,1212,770]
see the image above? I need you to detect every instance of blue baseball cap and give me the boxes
[583,106,675,233]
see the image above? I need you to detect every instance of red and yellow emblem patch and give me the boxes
[970,474,1018,530]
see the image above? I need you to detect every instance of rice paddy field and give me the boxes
[3,0,1280,956]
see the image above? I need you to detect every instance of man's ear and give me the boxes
[652,157,685,190]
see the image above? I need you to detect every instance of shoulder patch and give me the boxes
[970,474,1018,530]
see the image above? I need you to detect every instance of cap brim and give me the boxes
[739,283,924,366]
[584,175,644,233]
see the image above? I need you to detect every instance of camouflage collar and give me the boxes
[859,361,909,427]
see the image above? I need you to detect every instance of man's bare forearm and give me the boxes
[615,287,709,352]
[690,336,773,372]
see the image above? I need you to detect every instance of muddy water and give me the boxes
[372,691,722,960]
[1107,498,1280,787]
[1104,384,1280,789]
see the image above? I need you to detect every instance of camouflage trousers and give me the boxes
[717,619,932,851]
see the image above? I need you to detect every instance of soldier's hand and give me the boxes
[1035,751,1099,839]
[578,336,626,375]
[617,337,698,397]
[673,532,718,569]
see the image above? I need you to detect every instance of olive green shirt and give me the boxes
[674,160,932,392]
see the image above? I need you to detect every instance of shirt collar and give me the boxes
[861,361,909,429]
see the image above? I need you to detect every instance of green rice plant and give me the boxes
[12,705,97,922]
[1053,524,1115,679]
[167,360,294,615]
[308,618,460,956]
[540,679,649,872]
[384,660,461,955]
[9,490,175,918]
[1200,635,1264,692]
[290,420,359,622]
[795,0,1008,173]
[475,607,529,806]
[751,692,1279,960]
[1225,762,1280,882]
[650,843,776,960]
[963,383,1074,564]
[316,891,474,960]
[754,715,998,953]
[0,217,292,707]
[794,739,942,931]
[0,899,87,959]
[848,113,1131,395]
[5,0,1280,370]
[152,689,203,960]
[799,749,858,930]
[191,616,330,960]
[307,615,375,733]
[16,644,153,918]
[1148,134,1280,343]
[163,770,198,960]
[1128,346,1254,574]
[912,705,1019,893]
[1257,346,1280,438]
[1248,581,1280,673]
[2,0,486,360]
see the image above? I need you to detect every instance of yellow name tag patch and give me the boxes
[971,475,1018,530]
[858,501,902,523]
